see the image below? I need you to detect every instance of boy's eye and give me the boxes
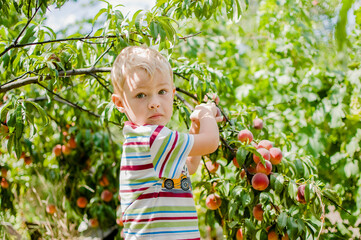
[159,89,167,95]
[136,93,146,98]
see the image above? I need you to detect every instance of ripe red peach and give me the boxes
[281,233,289,240]
[206,194,222,210]
[205,161,219,174]
[46,204,57,215]
[89,218,99,228]
[238,129,253,144]
[252,173,269,191]
[297,185,306,204]
[53,144,62,157]
[269,148,282,165]
[101,190,113,202]
[256,160,272,175]
[258,140,273,150]
[236,228,243,240]
[68,136,77,149]
[253,148,270,164]
[253,203,264,221]
[62,145,71,155]
[233,157,240,168]
[253,118,263,130]
[268,231,279,240]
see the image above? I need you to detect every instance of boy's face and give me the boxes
[112,68,175,126]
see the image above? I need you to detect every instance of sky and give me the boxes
[45,0,156,32]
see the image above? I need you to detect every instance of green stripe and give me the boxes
[152,133,172,166]
[124,145,149,153]
[127,206,195,214]
[128,220,198,229]
[122,177,158,184]
[163,133,185,176]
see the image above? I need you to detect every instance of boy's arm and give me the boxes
[187,104,220,174]
[187,120,201,175]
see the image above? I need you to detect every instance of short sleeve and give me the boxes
[150,126,194,179]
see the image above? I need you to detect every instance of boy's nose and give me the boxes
[149,103,160,109]
[148,98,160,109]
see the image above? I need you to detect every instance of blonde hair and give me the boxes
[111,46,173,94]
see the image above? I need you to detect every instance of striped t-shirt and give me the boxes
[119,121,200,240]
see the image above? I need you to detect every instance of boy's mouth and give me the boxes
[149,114,162,119]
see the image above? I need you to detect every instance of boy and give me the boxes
[111,46,221,239]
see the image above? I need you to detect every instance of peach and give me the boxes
[258,140,273,150]
[77,197,88,208]
[24,156,32,165]
[268,231,279,240]
[297,185,306,204]
[206,161,219,174]
[281,233,289,240]
[256,160,272,175]
[269,148,282,165]
[253,118,263,130]
[53,144,62,157]
[206,194,222,210]
[68,136,77,149]
[1,168,7,178]
[62,144,71,155]
[99,174,110,187]
[252,173,269,191]
[1,178,9,189]
[46,204,57,215]
[240,169,246,179]
[236,228,243,240]
[253,203,264,221]
[238,129,253,144]
[253,148,270,164]
[233,157,240,168]
[89,218,99,228]
[101,190,113,202]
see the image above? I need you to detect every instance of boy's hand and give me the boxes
[190,103,223,123]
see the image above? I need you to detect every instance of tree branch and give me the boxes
[0,67,112,93]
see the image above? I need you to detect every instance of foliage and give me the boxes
[1,0,360,239]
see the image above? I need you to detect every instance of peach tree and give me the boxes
[0,0,358,239]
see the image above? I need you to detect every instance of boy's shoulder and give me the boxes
[123,122,170,137]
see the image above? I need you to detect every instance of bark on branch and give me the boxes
[0,67,112,93]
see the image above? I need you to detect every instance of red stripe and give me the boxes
[124,216,198,223]
[179,238,201,240]
[150,125,164,148]
[119,187,150,193]
[137,191,193,200]
[159,131,178,177]
[121,163,153,171]
[124,142,149,146]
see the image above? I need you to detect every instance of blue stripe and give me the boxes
[125,229,199,235]
[124,210,196,217]
[124,155,151,159]
[172,134,190,178]
[154,132,173,169]
[126,136,149,140]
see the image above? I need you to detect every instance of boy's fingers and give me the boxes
[215,116,224,122]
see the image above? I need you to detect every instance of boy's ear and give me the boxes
[112,94,126,113]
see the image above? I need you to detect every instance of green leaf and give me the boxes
[24,101,49,126]
[236,147,248,167]
[277,212,288,229]
[304,183,315,202]
[322,188,341,205]
[275,174,284,194]
[288,180,298,200]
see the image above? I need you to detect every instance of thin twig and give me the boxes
[1,67,112,93]
[91,42,114,68]
[179,31,202,41]
[315,189,325,240]
[88,73,113,94]
[36,82,101,118]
